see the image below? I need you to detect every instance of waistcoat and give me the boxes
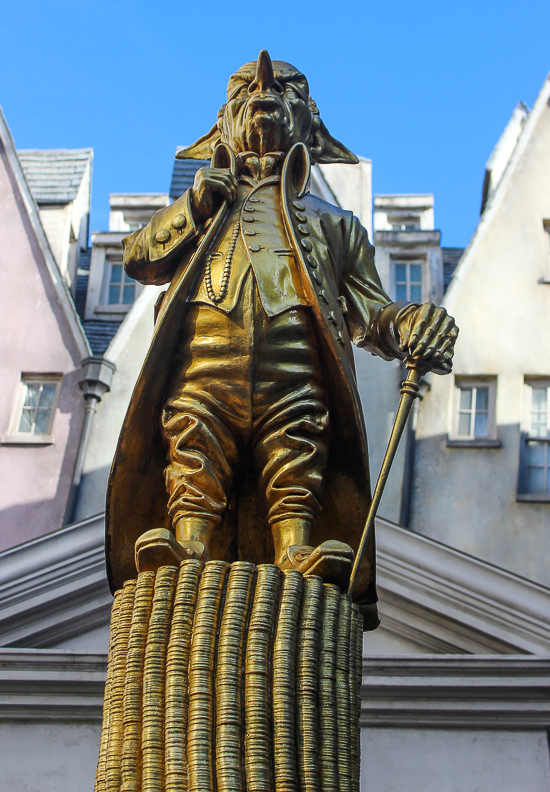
[188,176,307,316]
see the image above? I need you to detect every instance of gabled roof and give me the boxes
[170,150,208,200]
[444,73,550,306]
[0,107,91,359]
[441,247,463,292]
[17,148,93,205]
[2,512,550,654]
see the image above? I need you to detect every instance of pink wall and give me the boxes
[0,141,85,550]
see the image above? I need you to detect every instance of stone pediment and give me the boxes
[1,514,549,655]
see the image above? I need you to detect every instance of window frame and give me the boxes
[1,374,62,445]
[517,378,550,501]
[97,257,139,313]
[540,220,550,284]
[447,376,500,447]
[390,257,426,303]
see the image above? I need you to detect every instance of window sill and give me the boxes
[1,434,54,446]
[446,437,501,448]
[516,492,550,503]
[94,304,131,315]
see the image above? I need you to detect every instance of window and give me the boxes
[2,375,61,444]
[106,261,136,306]
[393,260,423,302]
[542,221,550,283]
[522,382,550,495]
[448,377,498,446]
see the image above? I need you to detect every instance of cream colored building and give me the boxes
[411,74,550,586]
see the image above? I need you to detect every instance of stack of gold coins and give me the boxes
[188,561,230,792]
[121,571,155,792]
[272,570,303,792]
[245,564,281,792]
[216,561,256,792]
[106,580,136,792]
[318,584,340,792]
[165,560,202,792]
[296,575,323,792]
[142,567,177,792]
[336,595,352,792]
[95,588,122,792]
[351,607,363,792]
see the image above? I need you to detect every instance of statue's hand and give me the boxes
[397,303,458,374]
[190,167,238,222]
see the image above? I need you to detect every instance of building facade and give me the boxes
[411,74,550,587]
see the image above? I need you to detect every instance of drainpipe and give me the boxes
[399,371,430,528]
[65,356,116,525]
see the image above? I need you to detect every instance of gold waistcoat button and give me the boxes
[300,238,313,252]
[293,200,305,211]
[295,211,307,223]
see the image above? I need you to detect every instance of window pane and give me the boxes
[410,264,422,282]
[474,411,488,437]
[526,466,544,493]
[122,285,135,304]
[526,441,546,466]
[531,387,547,411]
[110,264,123,284]
[18,409,33,432]
[458,412,471,436]
[34,408,51,434]
[410,284,422,302]
[23,383,40,408]
[395,264,407,282]
[396,284,407,301]
[459,388,472,410]
[476,387,489,411]
[38,384,56,409]
[109,285,120,304]
[531,416,547,437]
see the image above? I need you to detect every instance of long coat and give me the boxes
[106,143,406,629]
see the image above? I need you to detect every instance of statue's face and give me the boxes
[222,51,314,157]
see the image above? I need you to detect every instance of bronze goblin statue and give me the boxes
[105,50,457,627]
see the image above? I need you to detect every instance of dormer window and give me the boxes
[106,261,136,305]
[392,259,423,302]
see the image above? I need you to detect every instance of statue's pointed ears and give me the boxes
[175,123,222,160]
[310,119,359,166]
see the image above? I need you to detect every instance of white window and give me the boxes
[104,261,137,306]
[542,221,550,282]
[392,260,423,302]
[522,381,550,494]
[450,377,498,444]
[2,375,61,444]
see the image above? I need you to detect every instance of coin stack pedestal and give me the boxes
[95,561,363,792]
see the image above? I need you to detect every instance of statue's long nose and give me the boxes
[252,49,279,93]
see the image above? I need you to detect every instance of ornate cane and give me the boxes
[347,358,427,598]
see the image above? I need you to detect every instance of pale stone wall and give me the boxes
[412,76,550,585]
[0,133,86,549]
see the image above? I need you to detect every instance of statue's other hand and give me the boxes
[190,167,238,222]
[398,303,459,375]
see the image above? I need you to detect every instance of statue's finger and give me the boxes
[413,309,447,356]
[406,304,435,354]
[423,317,455,358]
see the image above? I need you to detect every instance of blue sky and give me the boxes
[1,0,549,247]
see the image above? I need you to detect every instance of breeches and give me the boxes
[162,278,329,528]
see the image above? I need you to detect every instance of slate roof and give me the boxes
[442,247,464,292]
[74,248,123,355]
[17,148,92,205]
[170,155,208,200]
